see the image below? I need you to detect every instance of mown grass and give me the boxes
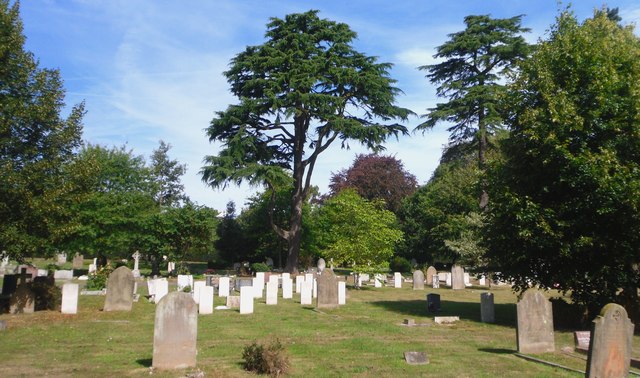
[0,280,638,377]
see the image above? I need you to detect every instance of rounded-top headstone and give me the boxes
[153,291,198,370]
[317,258,326,273]
[103,266,135,312]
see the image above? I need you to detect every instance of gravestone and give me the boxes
[72,254,84,269]
[316,269,339,309]
[177,275,193,292]
[167,261,175,274]
[282,272,291,281]
[516,290,555,354]
[192,281,206,305]
[300,279,313,305]
[56,253,67,265]
[154,279,169,304]
[252,277,263,299]
[445,273,452,287]
[53,270,73,280]
[426,266,437,287]
[574,331,590,353]
[338,281,346,305]
[451,264,465,290]
[317,258,326,272]
[266,280,278,305]
[374,273,384,288]
[255,272,265,290]
[412,270,425,290]
[586,303,634,378]
[427,293,440,313]
[226,295,240,308]
[404,351,429,365]
[152,292,198,370]
[240,286,253,314]
[432,275,440,289]
[9,269,35,314]
[218,277,230,297]
[295,275,304,293]
[463,273,471,287]
[479,275,487,286]
[61,283,79,314]
[199,286,214,315]
[14,265,37,282]
[394,272,402,288]
[434,316,459,324]
[480,292,495,323]
[103,266,135,311]
[2,274,18,296]
[282,277,293,299]
[131,251,141,278]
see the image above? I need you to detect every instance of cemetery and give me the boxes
[0,257,638,377]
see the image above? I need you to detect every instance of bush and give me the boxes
[86,265,113,291]
[251,262,271,273]
[389,256,412,273]
[32,277,61,311]
[242,339,289,377]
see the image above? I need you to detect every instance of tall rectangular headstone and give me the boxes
[266,280,278,305]
[445,273,452,287]
[479,275,486,286]
[464,273,471,287]
[240,286,254,314]
[426,266,437,287]
[252,277,263,298]
[432,274,440,289]
[300,279,312,305]
[516,290,555,353]
[394,272,402,288]
[427,293,440,313]
[282,277,293,299]
[72,254,84,269]
[177,275,193,292]
[338,281,346,305]
[316,270,339,309]
[586,303,634,378]
[56,253,67,265]
[104,266,135,311]
[153,292,198,370]
[480,292,495,323]
[155,279,169,304]
[199,286,214,315]
[451,264,465,290]
[218,277,230,297]
[413,270,425,290]
[2,274,18,296]
[295,275,304,293]
[192,281,206,305]
[10,282,35,314]
[255,272,265,289]
[61,283,79,314]
[282,273,290,282]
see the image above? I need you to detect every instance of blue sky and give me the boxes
[18,1,640,212]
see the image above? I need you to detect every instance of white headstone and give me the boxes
[56,253,67,265]
[252,277,263,298]
[177,275,193,291]
[313,278,317,298]
[147,279,157,297]
[282,277,293,299]
[268,274,279,285]
[295,275,304,293]
[432,275,440,289]
[446,273,452,287]
[54,270,73,280]
[167,261,175,274]
[255,272,265,288]
[300,280,313,305]
[479,275,486,286]
[218,277,230,297]
[131,251,141,278]
[88,264,97,274]
[199,286,214,314]
[394,272,402,288]
[266,280,278,305]
[61,283,79,314]
[338,281,346,305]
[374,275,382,288]
[155,279,169,304]
[282,273,290,281]
[192,281,206,305]
[464,273,471,287]
[37,269,47,277]
[240,286,254,314]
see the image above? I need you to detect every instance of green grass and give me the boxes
[0,281,638,377]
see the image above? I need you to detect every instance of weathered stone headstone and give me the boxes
[412,270,425,290]
[218,276,230,297]
[432,275,440,289]
[9,269,35,314]
[404,351,429,365]
[152,292,198,370]
[394,272,402,288]
[426,266,437,287]
[199,286,214,315]
[61,283,79,314]
[72,253,84,269]
[282,277,293,299]
[226,295,240,308]
[14,265,37,282]
[131,251,141,278]
[434,316,459,324]
[427,293,440,313]
[338,281,346,305]
[103,266,135,312]
[240,286,254,314]
[316,269,339,309]
[266,280,278,305]
[300,279,313,305]
[480,292,495,323]
[56,253,67,265]
[177,275,193,292]
[574,330,590,353]
[586,303,634,378]
[317,258,326,272]
[516,290,555,354]
[451,264,465,290]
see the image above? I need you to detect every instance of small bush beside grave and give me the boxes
[242,339,289,377]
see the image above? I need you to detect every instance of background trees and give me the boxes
[485,10,640,321]
[201,10,411,273]
[328,154,417,213]
[418,15,529,210]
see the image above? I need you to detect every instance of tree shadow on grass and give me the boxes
[369,299,516,327]
[136,358,152,367]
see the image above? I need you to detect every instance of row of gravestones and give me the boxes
[425,292,495,322]
[517,290,634,377]
[357,265,484,290]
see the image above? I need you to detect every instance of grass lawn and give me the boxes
[0,279,638,377]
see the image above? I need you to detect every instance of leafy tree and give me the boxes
[329,153,417,213]
[417,15,529,210]
[201,10,411,273]
[485,10,640,321]
[0,0,84,260]
[397,154,479,264]
[150,140,186,207]
[311,189,403,281]
[215,201,248,265]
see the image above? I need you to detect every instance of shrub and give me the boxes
[32,278,61,311]
[86,265,113,290]
[389,256,412,273]
[242,339,289,377]
[251,262,271,273]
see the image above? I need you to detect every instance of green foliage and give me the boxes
[32,279,61,311]
[201,10,411,272]
[486,9,640,320]
[311,189,403,275]
[444,212,486,269]
[242,339,290,377]
[389,256,412,273]
[251,262,271,273]
[86,265,113,291]
[149,140,186,207]
[0,1,85,260]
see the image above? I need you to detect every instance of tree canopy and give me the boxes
[485,10,640,320]
[201,10,411,272]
